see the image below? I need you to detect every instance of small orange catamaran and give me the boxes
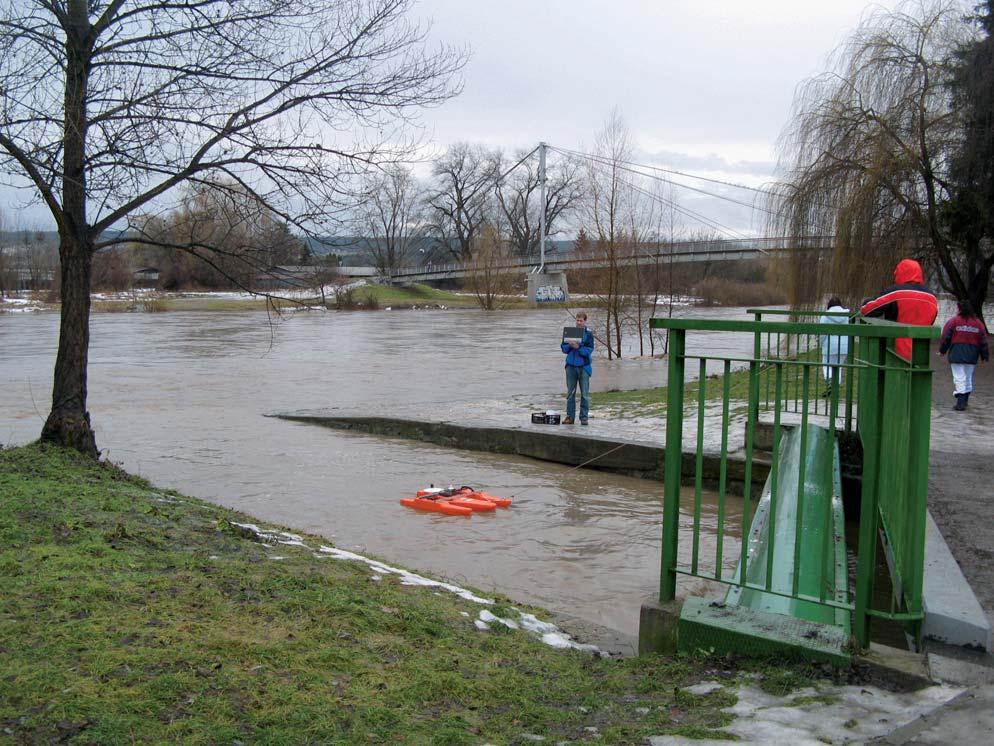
[400,486,513,516]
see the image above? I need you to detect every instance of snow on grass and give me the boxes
[646,680,963,745]
[227,520,604,654]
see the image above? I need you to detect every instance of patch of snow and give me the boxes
[230,522,313,550]
[476,609,603,656]
[268,556,286,561]
[318,545,494,605]
[475,620,491,631]
[647,682,962,745]
[480,609,519,629]
[683,681,724,696]
[370,574,382,581]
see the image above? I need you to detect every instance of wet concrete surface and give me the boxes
[926,356,994,632]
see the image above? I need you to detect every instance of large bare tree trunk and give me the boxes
[41,2,97,455]
[41,236,96,456]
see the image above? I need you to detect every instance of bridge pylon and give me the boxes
[528,269,569,304]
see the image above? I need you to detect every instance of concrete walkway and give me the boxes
[926,357,994,633]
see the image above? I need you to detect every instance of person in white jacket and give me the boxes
[819,297,850,396]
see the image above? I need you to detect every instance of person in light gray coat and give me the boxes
[819,297,850,396]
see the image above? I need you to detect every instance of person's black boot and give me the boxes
[954,394,966,411]
[964,392,971,408]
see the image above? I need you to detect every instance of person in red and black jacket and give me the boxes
[859,259,938,361]
[939,300,989,411]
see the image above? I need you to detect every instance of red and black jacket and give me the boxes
[939,314,989,365]
[860,259,938,360]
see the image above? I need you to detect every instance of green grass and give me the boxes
[0,443,773,744]
[357,283,476,306]
[595,347,854,422]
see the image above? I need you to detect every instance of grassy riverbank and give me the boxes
[0,443,822,744]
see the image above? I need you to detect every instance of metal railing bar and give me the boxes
[792,366,811,598]
[766,363,783,591]
[714,360,731,581]
[692,357,706,575]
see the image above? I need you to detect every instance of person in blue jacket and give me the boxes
[561,312,594,425]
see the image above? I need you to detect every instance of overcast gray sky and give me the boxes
[417,0,900,164]
[412,0,913,235]
[2,0,918,234]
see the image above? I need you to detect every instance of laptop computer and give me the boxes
[562,326,584,344]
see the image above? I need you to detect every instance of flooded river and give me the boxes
[1,305,758,638]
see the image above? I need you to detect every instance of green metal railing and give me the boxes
[747,308,858,432]
[651,315,938,648]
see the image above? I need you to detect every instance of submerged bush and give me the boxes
[693,277,786,307]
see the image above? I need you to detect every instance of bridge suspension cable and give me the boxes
[548,144,775,197]
[561,145,754,240]
[548,144,775,215]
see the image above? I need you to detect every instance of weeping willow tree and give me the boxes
[770,1,974,311]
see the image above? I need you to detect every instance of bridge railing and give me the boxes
[650,315,937,648]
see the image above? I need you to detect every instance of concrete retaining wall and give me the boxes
[275,414,770,494]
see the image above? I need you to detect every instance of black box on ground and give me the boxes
[531,412,561,425]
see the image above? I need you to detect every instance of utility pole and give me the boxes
[538,141,547,272]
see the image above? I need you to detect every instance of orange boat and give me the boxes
[402,486,511,516]
[399,496,472,516]
[415,486,512,508]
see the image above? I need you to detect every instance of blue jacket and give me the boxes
[561,328,594,376]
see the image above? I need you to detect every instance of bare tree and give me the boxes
[0,0,464,455]
[769,1,973,309]
[132,182,304,290]
[466,222,518,310]
[0,208,8,297]
[356,165,427,275]
[582,110,638,359]
[426,142,499,262]
[495,149,584,258]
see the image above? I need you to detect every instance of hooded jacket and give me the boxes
[859,259,938,360]
[939,313,989,365]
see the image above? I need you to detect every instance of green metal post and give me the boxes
[660,328,686,601]
[844,335,855,433]
[692,357,707,574]
[904,337,933,641]
[739,359,760,586]
[765,363,783,590]
[854,336,885,648]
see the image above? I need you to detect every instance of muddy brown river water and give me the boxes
[1,305,760,638]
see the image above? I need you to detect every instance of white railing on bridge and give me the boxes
[385,236,832,282]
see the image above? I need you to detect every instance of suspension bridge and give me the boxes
[386,235,830,284]
[379,142,825,294]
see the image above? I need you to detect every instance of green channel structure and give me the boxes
[651,315,937,663]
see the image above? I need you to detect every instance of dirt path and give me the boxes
[928,354,994,628]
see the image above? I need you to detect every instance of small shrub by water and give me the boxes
[694,277,786,307]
